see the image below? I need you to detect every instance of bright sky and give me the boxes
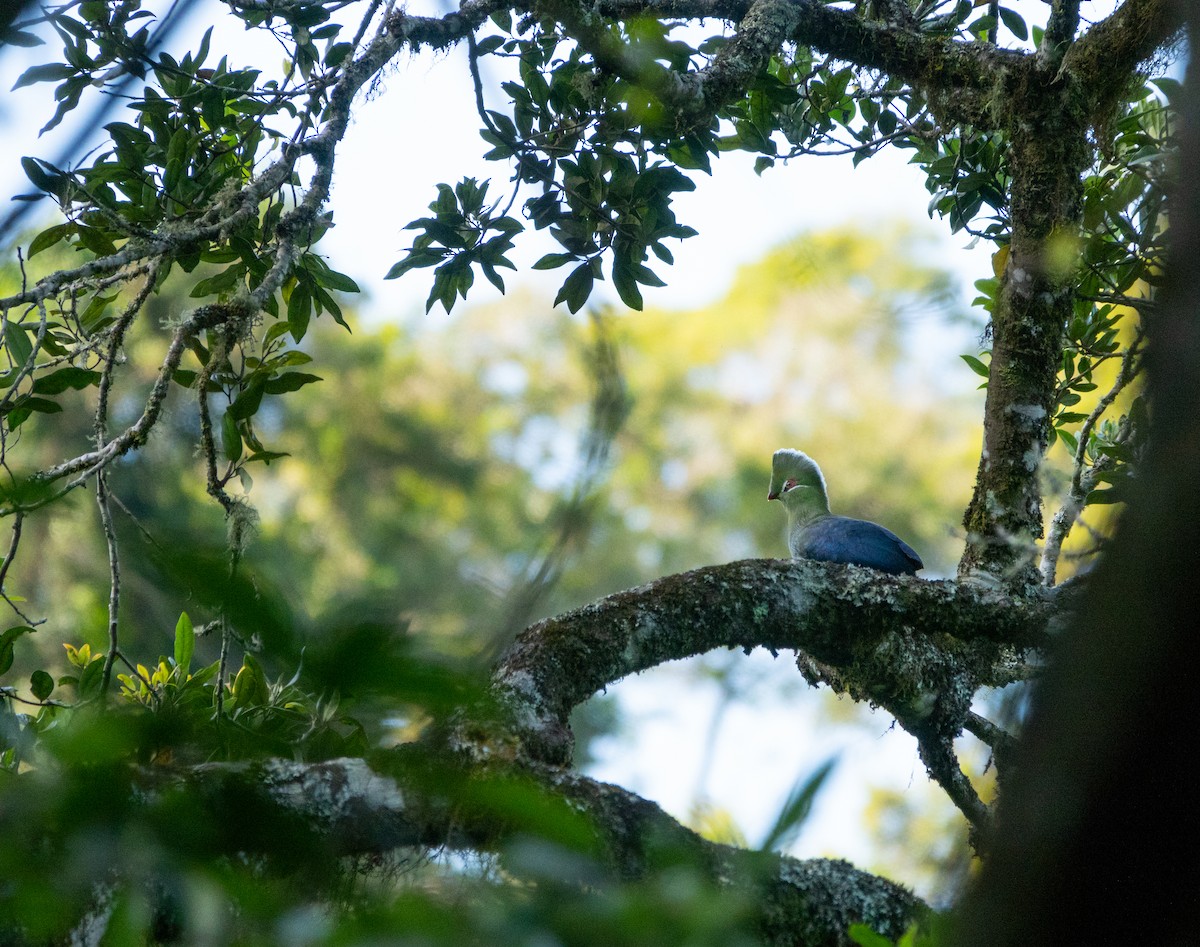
[0,1,995,314]
[0,1,1004,896]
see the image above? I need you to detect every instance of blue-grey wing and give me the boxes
[794,516,923,575]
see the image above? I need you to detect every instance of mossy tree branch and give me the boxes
[132,748,927,945]
[486,557,1055,840]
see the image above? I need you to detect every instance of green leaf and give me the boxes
[0,627,36,676]
[426,265,462,314]
[20,157,67,198]
[27,223,75,257]
[74,225,118,257]
[633,263,666,288]
[262,372,322,394]
[287,282,312,342]
[311,284,349,330]
[306,257,360,293]
[245,450,290,465]
[480,262,506,293]
[960,353,990,378]
[4,322,33,369]
[231,653,269,708]
[553,263,594,314]
[227,377,265,421]
[78,656,105,698]
[998,7,1028,40]
[325,41,353,69]
[320,269,360,293]
[967,14,996,36]
[384,256,430,280]
[4,398,63,427]
[1097,441,1133,462]
[221,410,243,462]
[612,261,644,311]
[264,321,295,346]
[848,923,896,947]
[12,63,75,90]
[31,367,101,395]
[190,266,244,298]
[30,669,54,701]
[0,29,44,48]
[533,252,576,270]
[272,350,314,367]
[81,292,117,331]
[174,612,195,678]
[475,35,505,56]
[759,757,836,853]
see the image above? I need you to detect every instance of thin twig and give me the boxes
[915,731,992,848]
[1040,323,1146,584]
[964,711,1017,758]
[94,267,157,694]
[0,512,44,626]
[36,303,237,486]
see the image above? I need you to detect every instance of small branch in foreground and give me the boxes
[0,512,43,626]
[914,729,992,848]
[37,303,240,487]
[1040,325,1145,585]
[94,268,157,694]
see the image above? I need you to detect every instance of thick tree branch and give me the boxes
[145,751,927,945]
[591,0,1019,126]
[955,9,1200,940]
[666,0,802,128]
[1064,0,1181,112]
[785,0,1015,126]
[489,557,1054,767]
[536,0,804,133]
[914,729,992,845]
[1040,0,1080,67]
[957,57,1091,586]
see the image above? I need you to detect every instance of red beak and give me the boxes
[767,490,779,501]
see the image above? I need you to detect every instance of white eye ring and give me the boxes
[783,478,800,492]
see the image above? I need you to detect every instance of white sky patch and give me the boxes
[481,360,529,397]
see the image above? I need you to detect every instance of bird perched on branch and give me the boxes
[768,448,923,575]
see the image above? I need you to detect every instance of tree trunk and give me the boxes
[955,4,1200,939]
[960,72,1089,587]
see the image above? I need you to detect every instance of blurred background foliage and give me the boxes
[3,223,977,656]
[4,219,1009,937]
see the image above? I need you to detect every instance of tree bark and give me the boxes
[959,76,1089,586]
[131,752,927,946]
[955,0,1200,939]
[489,557,1051,766]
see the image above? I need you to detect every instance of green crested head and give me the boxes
[768,448,831,518]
